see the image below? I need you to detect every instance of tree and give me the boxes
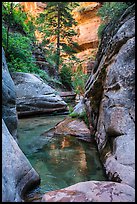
[37,2,79,71]
[2,2,14,54]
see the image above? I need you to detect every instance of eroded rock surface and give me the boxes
[2,48,40,202]
[2,119,40,202]
[41,180,135,202]
[11,72,68,117]
[2,48,18,139]
[42,117,91,142]
[85,4,135,188]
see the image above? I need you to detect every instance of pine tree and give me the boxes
[37,2,79,71]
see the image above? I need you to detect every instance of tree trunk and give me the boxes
[56,3,60,71]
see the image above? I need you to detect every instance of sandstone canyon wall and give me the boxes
[72,2,101,74]
[2,48,40,202]
[20,2,101,74]
[85,3,135,188]
[41,4,135,202]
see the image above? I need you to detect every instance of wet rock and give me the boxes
[11,72,68,117]
[2,119,40,202]
[41,180,135,202]
[85,4,135,188]
[2,48,18,139]
[42,117,91,142]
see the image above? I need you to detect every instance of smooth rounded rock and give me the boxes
[41,180,135,202]
[11,72,68,117]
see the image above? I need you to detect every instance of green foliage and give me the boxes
[97,2,128,38]
[68,105,74,114]
[2,2,49,82]
[70,111,89,127]
[2,2,36,40]
[2,24,48,82]
[59,63,73,90]
[36,2,79,71]
[3,26,36,72]
[97,23,106,39]
[72,64,88,96]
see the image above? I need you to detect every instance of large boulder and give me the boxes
[11,72,68,117]
[42,117,91,142]
[85,4,135,188]
[2,119,40,202]
[2,48,18,139]
[41,180,135,202]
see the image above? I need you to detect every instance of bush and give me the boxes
[72,64,88,96]
[2,24,48,82]
[97,23,106,39]
[70,111,89,127]
[59,64,73,90]
[97,2,128,38]
[2,2,35,39]
[2,27,37,72]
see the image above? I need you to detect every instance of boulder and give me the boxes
[41,180,135,202]
[85,4,135,188]
[2,119,40,202]
[11,72,68,117]
[2,48,18,139]
[42,117,91,142]
[72,97,86,115]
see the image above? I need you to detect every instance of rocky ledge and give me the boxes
[11,72,68,117]
[42,117,91,142]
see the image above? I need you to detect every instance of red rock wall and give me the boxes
[72,2,101,74]
[20,2,101,74]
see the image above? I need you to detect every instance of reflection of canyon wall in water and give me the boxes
[21,2,101,74]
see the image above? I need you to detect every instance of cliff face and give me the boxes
[85,4,135,188]
[2,48,40,202]
[72,2,101,74]
[20,2,101,74]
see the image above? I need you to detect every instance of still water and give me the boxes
[17,115,107,201]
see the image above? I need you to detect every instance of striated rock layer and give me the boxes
[72,2,101,74]
[85,4,135,188]
[11,72,68,117]
[21,2,101,74]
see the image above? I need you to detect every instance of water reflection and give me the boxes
[17,115,107,196]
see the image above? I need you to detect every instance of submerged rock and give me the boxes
[42,117,91,142]
[2,48,18,139]
[11,72,68,117]
[41,180,135,202]
[2,119,40,202]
